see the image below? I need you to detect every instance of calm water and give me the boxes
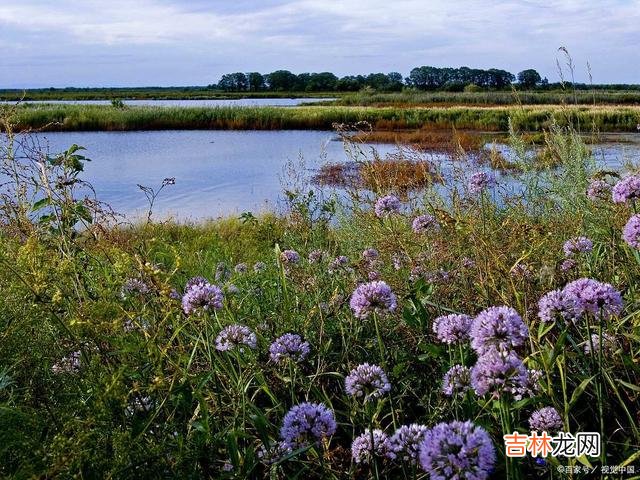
[7,98,334,107]
[9,131,640,221]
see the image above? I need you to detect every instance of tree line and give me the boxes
[210,67,550,92]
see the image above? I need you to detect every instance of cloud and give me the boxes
[0,0,638,86]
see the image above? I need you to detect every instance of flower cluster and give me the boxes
[351,429,394,464]
[432,313,472,344]
[308,249,328,263]
[52,350,81,374]
[412,214,439,234]
[362,248,379,261]
[215,324,257,352]
[442,364,472,397]
[623,214,640,249]
[562,278,623,321]
[419,421,496,479]
[182,278,224,315]
[563,236,593,257]
[612,174,640,203]
[583,332,617,355]
[389,424,429,464]
[121,278,150,299]
[234,262,248,274]
[529,407,563,433]
[374,195,401,217]
[280,402,337,449]
[269,333,310,364]
[345,363,391,401]
[253,261,267,272]
[328,255,352,274]
[468,171,496,194]
[470,349,530,398]
[586,179,612,201]
[349,281,397,319]
[280,249,301,264]
[470,306,528,355]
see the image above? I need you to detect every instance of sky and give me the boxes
[0,0,638,88]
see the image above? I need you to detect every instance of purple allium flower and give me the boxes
[349,280,397,319]
[308,249,328,263]
[352,429,395,464]
[563,278,623,320]
[390,424,429,464]
[470,306,528,355]
[121,278,150,298]
[374,195,401,217]
[433,314,473,344]
[368,271,381,281]
[234,263,248,274]
[560,259,577,272]
[462,257,476,269]
[253,261,267,273]
[419,421,496,479]
[280,249,300,264]
[215,324,257,352]
[215,262,230,282]
[471,350,529,398]
[329,255,352,274]
[185,276,207,290]
[623,214,640,249]
[345,363,391,401]
[612,174,640,204]
[392,253,404,270]
[169,288,181,300]
[509,263,534,280]
[468,171,496,195]
[563,236,593,257]
[587,179,611,201]
[362,248,379,260]
[537,289,574,323]
[412,214,440,234]
[224,283,239,295]
[529,407,563,433]
[280,402,337,449]
[269,333,310,364]
[583,333,617,355]
[257,441,292,465]
[442,365,472,397]
[52,350,81,374]
[182,278,224,315]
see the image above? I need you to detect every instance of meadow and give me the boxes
[1,112,640,479]
[4,102,640,133]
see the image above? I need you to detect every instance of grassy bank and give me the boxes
[4,103,640,132]
[336,90,640,106]
[1,125,640,478]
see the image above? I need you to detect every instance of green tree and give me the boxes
[246,72,265,91]
[517,69,542,88]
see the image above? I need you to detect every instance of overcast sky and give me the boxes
[0,0,638,88]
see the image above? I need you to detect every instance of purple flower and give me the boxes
[462,257,476,269]
[583,332,617,355]
[560,259,577,272]
[390,424,429,464]
[368,271,381,281]
[345,363,391,401]
[468,172,496,195]
[362,248,379,260]
[52,350,81,374]
[374,195,401,217]
[563,236,593,257]
[182,278,224,315]
[470,306,528,355]
[280,402,337,449]
[412,214,440,234]
[623,214,640,249]
[442,365,471,397]
[529,407,563,433]
[349,280,397,319]
[253,261,267,273]
[509,263,534,280]
[471,350,529,398]
[215,324,257,352]
[329,255,352,274]
[563,278,623,320]
[234,263,248,274]
[538,289,574,323]
[121,278,150,299]
[587,179,611,201]
[257,441,291,465]
[280,249,300,264]
[352,429,395,464]
[612,174,640,204]
[215,262,230,282]
[419,420,496,479]
[392,253,404,270]
[269,333,310,364]
[308,249,328,263]
[433,314,472,344]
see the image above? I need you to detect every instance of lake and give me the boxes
[7,131,640,221]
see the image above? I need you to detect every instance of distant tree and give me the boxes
[336,75,365,91]
[246,72,265,91]
[265,70,299,91]
[487,69,515,88]
[517,69,542,88]
[306,72,338,91]
[218,72,248,91]
[386,72,404,91]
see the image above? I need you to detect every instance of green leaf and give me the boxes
[31,197,51,211]
[568,375,595,409]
